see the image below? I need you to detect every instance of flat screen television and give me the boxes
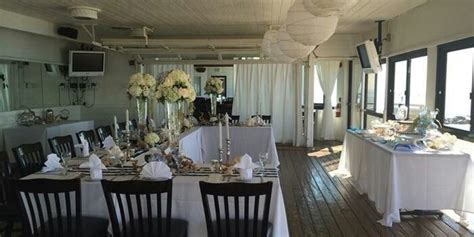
[356,40,381,74]
[69,51,105,77]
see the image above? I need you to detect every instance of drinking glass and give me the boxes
[258,152,269,177]
[60,152,72,175]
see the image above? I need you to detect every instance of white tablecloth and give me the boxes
[3,120,94,162]
[337,130,472,227]
[180,126,280,167]
[25,173,289,237]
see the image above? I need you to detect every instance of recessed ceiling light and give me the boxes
[68,6,101,20]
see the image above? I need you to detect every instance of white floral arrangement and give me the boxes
[426,132,457,150]
[204,77,224,95]
[155,69,196,103]
[144,132,160,146]
[127,73,157,98]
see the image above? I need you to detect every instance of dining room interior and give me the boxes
[0,0,473,236]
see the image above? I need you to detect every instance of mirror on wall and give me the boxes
[0,59,67,112]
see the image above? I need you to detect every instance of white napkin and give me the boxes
[42,154,64,172]
[79,154,107,169]
[80,137,90,157]
[246,117,258,126]
[140,161,172,180]
[102,136,116,149]
[234,154,259,180]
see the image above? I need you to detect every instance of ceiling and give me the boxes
[0,0,428,60]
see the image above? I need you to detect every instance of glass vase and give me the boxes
[136,97,148,136]
[209,93,217,117]
[165,100,185,144]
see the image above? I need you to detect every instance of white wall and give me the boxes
[80,51,135,126]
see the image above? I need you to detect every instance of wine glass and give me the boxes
[258,152,269,177]
[60,152,72,175]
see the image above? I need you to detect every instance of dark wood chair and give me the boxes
[11,142,46,177]
[15,178,108,237]
[130,119,138,130]
[116,122,126,131]
[48,135,76,157]
[261,115,271,124]
[76,130,96,152]
[199,181,273,237]
[0,151,21,237]
[230,115,240,125]
[95,125,112,145]
[101,179,188,237]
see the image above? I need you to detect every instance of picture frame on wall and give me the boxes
[211,75,227,97]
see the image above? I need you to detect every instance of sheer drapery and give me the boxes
[232,64,297,143]
[0,64,13,112]
[316,61,340,140]
[144,64,194,126]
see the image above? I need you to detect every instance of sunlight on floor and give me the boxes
[307,145,343,158]
[442,210,474,232]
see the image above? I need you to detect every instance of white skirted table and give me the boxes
[337,130,472,227]
[179,126,280,167]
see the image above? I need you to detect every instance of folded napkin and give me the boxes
[42,154,64,172]
[140,161,172,180]
[234,154,259,180]
[102,136,116,150]
[80,137,90,157]
[79,154,107,169]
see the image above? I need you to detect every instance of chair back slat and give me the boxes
[12,143,45,177]
[230,115,240,125]
[199,181,273,237]
[95,126,113,145]
[0,151,12,205]
[76,130,96,152]
[261,115,271,124]
[15,178,81,237]
[48,135,76,157]
[101,179,173,237]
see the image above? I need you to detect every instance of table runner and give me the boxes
[337,130,471,227]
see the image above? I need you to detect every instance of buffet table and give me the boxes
[337,130,472,227]
[179,126,279,167]
[3,120,94,162]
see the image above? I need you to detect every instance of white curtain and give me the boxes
[232,64,297,143]
[316,61,340,140]
[0,64,12,112]
[144,64,194,126]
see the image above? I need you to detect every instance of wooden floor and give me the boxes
[278,142,474,237]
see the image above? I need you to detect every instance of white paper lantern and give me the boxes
[287,1,339,46]
[303,0,358,17]
[270,40,296,63]
[261,29,278,56]
[277,25,315,59]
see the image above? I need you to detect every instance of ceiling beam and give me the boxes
[101,38,262,48]
[119,48,260,55]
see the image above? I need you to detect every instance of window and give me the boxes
[363,61,387,128]
[436,37,474,135]
[387,49,428,119]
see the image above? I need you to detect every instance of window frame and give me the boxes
[387,48,428,120]
[363,59,386,128]
[435,37,474,138]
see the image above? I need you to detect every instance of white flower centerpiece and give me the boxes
[204,77,224,118]
[144,132,160,148]
[127,73,156,128]
[155,69,196,144]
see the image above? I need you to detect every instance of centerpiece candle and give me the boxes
[218,122,223,149]
[125,109,129,132]
[225,113,230,140]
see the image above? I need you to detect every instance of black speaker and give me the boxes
[57,27,78,39]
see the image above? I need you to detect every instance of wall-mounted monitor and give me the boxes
[356,40,381,74]
[69,51,105,77]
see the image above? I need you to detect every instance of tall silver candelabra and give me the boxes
[225,138,231,161]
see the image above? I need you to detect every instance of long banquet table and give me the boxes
[337,130,472,227]
[22,125,288,236]
[180,126,280,167]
